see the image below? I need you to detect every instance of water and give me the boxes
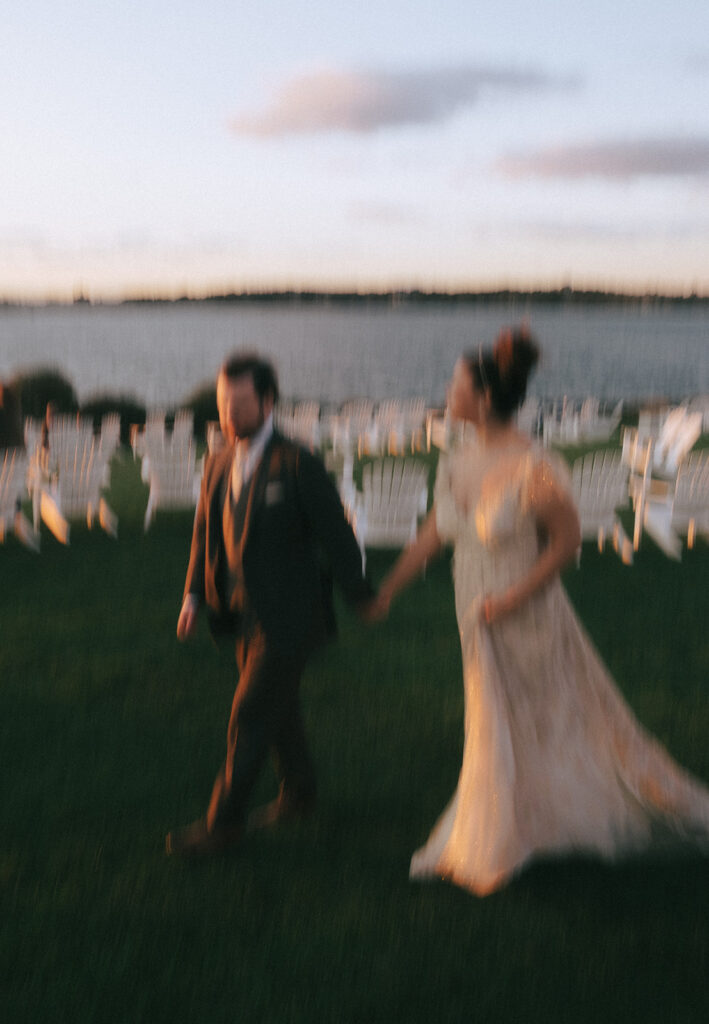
[1,301,707,409]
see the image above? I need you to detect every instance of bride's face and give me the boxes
[448,358,484,423]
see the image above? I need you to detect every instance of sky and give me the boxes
[2,0,708,301]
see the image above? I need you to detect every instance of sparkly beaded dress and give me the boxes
[409,440,709,896]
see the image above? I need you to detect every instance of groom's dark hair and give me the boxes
[221,352,279,403]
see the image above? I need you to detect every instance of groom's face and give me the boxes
[217,371,274,444]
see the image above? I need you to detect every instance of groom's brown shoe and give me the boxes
[165,819,243,858]
[247,792,316,832]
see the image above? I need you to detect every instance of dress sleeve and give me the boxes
[433,453,459,542]
[520,450,575,517]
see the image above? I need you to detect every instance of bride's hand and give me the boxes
[481,591,516,624]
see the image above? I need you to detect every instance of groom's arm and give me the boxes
[294,447,372,606]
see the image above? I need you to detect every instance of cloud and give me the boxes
[517,218,709,242]
[348,201,423,226]
[497,137,709,180]
[231,64,577,137]
[0,231,248,266]
[686,53,709,74]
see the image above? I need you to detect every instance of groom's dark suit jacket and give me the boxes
[183,432,370,652]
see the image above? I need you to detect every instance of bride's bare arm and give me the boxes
[365,509,443,620]
[483,484,581,624]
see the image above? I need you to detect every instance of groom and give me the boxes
[167,352,372,857]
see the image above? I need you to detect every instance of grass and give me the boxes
[2,450,709,1023]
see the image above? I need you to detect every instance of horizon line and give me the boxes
[2,285,709,308]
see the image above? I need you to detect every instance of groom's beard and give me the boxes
[233,403,266,443]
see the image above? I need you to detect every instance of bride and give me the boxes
[369,327,709,896]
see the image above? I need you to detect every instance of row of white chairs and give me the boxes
[1,414,122,549]
[130,394,709,463]
[24,413,121,465]
[275,398,429,455]
[129,411,202,530]
[140,437,202,531]
[572,442,709,564]
[126,409,199,532]
[340,444,707,572]
[6,429,708,567]
[626,437,709,559]
[345,458,430,572]
[1,448,37,549]
[42,392,707,466]
[186,399,709,563]
[130,409,195,459]
[543,398,624,447]
[8,389,706,559]
[622,404,703,480]
[571,450,633,564]
[671,451,709,549]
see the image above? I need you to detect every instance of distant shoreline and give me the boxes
[2,288,708,310]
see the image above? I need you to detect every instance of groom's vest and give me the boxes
[221,473,251,614]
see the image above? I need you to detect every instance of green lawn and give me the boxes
[2,451,708,1023]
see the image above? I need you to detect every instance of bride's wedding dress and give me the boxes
[410,440,709,896]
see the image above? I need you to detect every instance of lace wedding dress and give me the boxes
[410,440,709,896]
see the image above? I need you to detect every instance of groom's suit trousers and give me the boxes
[206,626,315,832]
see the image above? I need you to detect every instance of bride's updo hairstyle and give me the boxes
[466,326,540,421]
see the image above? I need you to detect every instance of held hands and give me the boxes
[359,590,392,624]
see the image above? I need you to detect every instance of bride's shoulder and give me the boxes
[520,445,573,508]
[524,443,570,475]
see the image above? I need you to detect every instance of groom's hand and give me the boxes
[177,595,200,640]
